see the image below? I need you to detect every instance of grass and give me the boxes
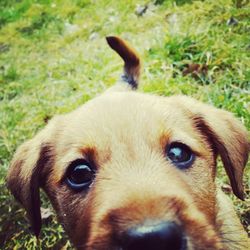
[0,0,249,248]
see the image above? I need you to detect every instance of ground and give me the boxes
[0,0,249,249]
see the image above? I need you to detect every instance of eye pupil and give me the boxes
[166,142,194,169]
[66,160,95,190]
[168,147,189,162]
[70,165,93,184]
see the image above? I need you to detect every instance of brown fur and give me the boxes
[7,36,249,249]
[106,36,140,88]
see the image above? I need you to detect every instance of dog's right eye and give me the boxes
[66,160,95,190]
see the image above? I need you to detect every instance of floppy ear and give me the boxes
[190,101,249,200]
[106,36,141,89]
[6,122,54,237]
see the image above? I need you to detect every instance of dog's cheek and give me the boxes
[63,192,92,246]
[184,157,217,224]
[45,182,93,247]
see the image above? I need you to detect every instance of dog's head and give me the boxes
[7,37,249,250]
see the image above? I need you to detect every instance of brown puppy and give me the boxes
[7,37,249,250]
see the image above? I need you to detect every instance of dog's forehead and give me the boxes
[74,92,192,127]
[59,92,198,144]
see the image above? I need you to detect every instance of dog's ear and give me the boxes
[106,36,141,89]
[190,100,249,200]
[6,121,55,237]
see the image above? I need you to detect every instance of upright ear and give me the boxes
[6,120,55,237]
[106,36,141,89]
[189,100,249,200]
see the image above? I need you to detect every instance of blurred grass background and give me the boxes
[0,0,249,249]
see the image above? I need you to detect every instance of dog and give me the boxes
[7,36,249,250]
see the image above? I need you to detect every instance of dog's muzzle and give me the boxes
[117,221,187,250]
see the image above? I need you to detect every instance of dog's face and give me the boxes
[7,37,249,250]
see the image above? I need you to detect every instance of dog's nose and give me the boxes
[119,221,186,250]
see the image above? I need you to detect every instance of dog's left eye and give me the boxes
[166,142,194,169]
[66,160,95,190]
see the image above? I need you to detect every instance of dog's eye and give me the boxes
[166,142,194,169]
[66,160,95,190]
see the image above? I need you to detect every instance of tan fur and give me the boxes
[7,37,249,250]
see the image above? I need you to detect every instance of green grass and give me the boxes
[0,0,249,248]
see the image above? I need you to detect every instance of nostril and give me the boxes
[119,221,186,250]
